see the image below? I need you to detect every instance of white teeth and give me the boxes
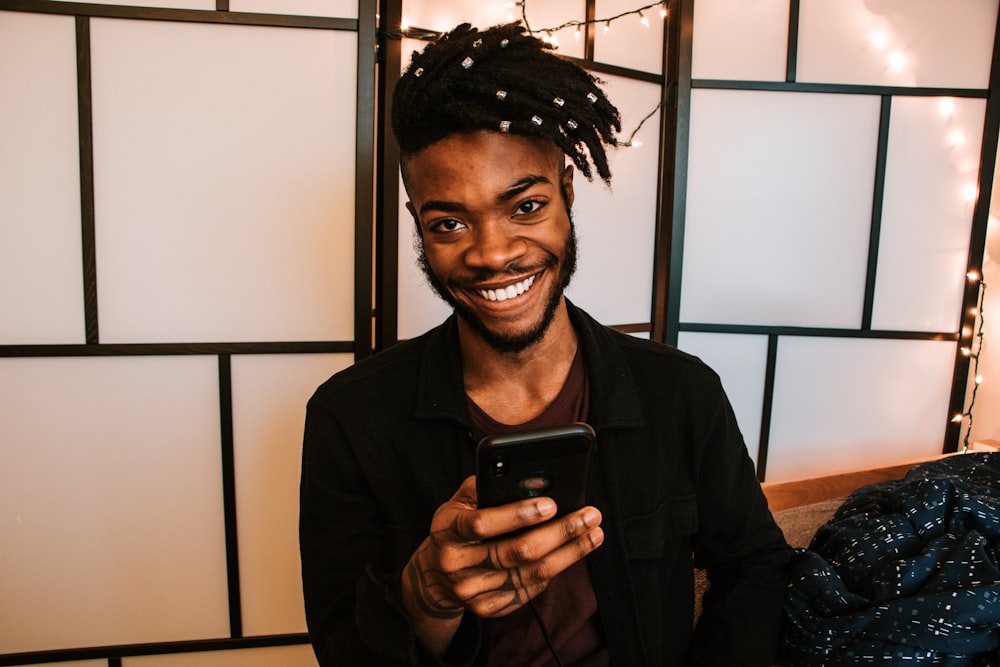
[479,275,536,302]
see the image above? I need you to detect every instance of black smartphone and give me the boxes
[475,422,595,517]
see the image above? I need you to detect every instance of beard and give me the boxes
[417,211,578,354]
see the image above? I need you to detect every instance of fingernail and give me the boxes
[535,498,556,516]
[583,509,600,527]
[590,527,605,547]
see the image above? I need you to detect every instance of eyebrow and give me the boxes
[417,174,553,217]
[497,175,552,203]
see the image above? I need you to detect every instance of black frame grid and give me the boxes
[663,0,1000,479]
[0,0,374,664]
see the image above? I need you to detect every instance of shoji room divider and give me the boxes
[3,0,999,665]
[0,1,373,665]
[674,0,999,482]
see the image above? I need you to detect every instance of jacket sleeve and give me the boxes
[298,398,484,667]
[688,394,793,667]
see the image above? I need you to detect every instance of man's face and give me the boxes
[403,131,577,353]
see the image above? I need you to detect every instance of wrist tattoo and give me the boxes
[406,554,464,620]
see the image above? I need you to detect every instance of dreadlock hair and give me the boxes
[391,22,622,184]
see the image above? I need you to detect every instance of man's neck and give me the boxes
[459,301,578,426]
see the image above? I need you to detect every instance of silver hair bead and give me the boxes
[531,115,543,126]
[473,38,483,47]
[496,90,507,101]
[553,97,565,107]
[499,120,511,133]
[461,56,474,69]
[414,67,424,77]
[566,119,578,130]
[500,38,510,47]
[587,92,598,103]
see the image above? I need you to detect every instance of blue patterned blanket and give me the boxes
[779,453,1000,666]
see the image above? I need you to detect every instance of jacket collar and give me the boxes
[412,300,643,431]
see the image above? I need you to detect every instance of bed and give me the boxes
[757,452,1000,666]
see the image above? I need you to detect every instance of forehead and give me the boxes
[401,131,565,203]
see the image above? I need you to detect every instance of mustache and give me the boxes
[448,257,557,287]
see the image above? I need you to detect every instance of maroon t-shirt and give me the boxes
[469,349,610,667]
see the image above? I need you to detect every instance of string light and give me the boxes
[512,0,668,36]
[390,1,671,150]
[953,270,987,453]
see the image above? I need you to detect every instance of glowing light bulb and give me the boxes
[575,26,581,41]
[938,98,956,118]
[952,413,965,423]
[962,347,972,356]
[869,30,889,50]
[969,270,981,282]
[639,11,650,28]
[400,18,409,32]
[604,20,611,34]
[948,130,966,148]
[976,374,984,384]
[962,184,978,203]
[660,6,668,19]
[888,51,907,72]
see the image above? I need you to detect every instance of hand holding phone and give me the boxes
[475,422,595,517]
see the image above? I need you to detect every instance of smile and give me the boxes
[477,275,536,302]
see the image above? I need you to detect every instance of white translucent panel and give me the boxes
[566,75,662,326]
[52,0,213,8]
[797,0,997,88]
[677,332,769,467]
[682,89,880,327]
[691,0,789,82]
[230,353,353,636]
[765,337,954,483]
[397,170,452,341]
[124,644,318,667]
[229,0,357,18]
[91,20,357,344]
[594,0,665,74]
[872,96,986,333]
[0,12,84,345]
[0,356,228,654]
[396,74,663,338]
[967,173,1000,445]
[399,1,586,60]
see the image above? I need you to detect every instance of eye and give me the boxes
[513,199,545,217]
[429,218,467,234]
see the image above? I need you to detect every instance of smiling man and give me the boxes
[300,22,791,667]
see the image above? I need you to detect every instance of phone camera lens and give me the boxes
[492,458,506,478]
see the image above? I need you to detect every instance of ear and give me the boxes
[405,200,422,231]
[561,164,575,208]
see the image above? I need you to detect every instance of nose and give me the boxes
[463,219,527,272]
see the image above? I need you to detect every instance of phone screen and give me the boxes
[475,422,594,517]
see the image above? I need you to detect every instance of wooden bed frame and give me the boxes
[760,455,951,512]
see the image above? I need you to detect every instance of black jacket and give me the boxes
[300,302,791,666]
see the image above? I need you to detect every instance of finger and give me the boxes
[490,506,602,569]
[449,475,478,509]
[464,574,551,618]
[449,495,559,544]
[450,519,604,607]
